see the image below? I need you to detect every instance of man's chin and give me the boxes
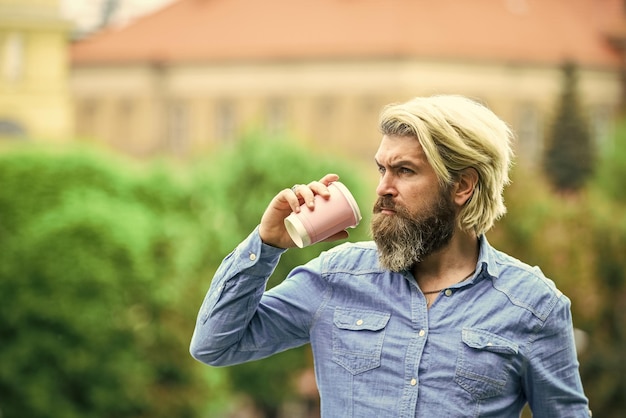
[371,211,399,224]
[375,247,417,273]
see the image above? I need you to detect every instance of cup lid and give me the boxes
[331,181,362,224]
[284,213,311,248]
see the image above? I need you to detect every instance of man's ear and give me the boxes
[454,167,479,206]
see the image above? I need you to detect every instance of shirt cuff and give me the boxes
[233,226,287,274]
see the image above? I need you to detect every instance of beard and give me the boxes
[371,190,456,272]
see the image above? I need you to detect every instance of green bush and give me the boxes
[592,120,626,203]
[0,148,223,418]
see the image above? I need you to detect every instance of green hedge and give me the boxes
[0,148,220,417]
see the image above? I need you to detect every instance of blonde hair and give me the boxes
[378,95,514,235]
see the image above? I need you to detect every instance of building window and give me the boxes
[315,96,336,143]
[215,99,236,143]
[116,99,134,148]
[589,104,615,152]
[77,98,99,139]
[317,97,335,121]
[266,98,288,136]
[0,118,26,137]
[515,103,543,165]
[166,100,189,154]
[3,32,24,82]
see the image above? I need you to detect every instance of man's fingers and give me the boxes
[319,173,340,186]
[291,174,340,209]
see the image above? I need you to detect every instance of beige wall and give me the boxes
[0,0,73,141]
[70,58,622,163]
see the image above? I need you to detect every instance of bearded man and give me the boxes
[190,95,591,417]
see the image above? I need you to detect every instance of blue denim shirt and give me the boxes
[190,228,591,417]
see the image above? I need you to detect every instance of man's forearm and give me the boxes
[189,227,286,366]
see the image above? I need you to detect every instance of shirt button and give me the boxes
[410,378,417,386]
[249,253,257,261]
[444,289,453,297]
[418,329,426,337]
[356,319,364,326]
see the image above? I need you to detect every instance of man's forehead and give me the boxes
[375,135,425,163]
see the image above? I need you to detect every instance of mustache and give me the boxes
[373,196,397,213]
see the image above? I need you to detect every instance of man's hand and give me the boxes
[259,173,349,248]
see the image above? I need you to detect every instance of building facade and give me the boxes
[70,0,625,163]
[0,0,73,141]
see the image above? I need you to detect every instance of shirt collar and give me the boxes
[474,234,500,283]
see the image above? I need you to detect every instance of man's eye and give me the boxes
[377,165,386,174]
[399,167,413,174]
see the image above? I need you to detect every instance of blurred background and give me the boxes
[0,0,625,417]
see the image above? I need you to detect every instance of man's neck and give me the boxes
[412,230,479,290]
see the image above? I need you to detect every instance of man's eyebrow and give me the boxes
[375,158,419,169]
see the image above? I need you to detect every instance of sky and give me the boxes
[60,0,176,34]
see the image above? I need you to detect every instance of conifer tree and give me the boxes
[543,61,595,192]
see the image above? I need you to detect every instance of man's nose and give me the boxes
[376,173,397,197]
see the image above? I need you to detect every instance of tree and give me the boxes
[543,61,595,192]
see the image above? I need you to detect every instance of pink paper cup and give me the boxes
[284,181,362,248]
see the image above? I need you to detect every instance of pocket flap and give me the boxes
[334,307,390,331]
[462,328,519,355]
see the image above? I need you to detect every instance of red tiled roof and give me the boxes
[70,0,625,68]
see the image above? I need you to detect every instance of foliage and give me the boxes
[490,121,626,416]
[592,120,626,203]
[543,61,595,192]
[0,148,227,418]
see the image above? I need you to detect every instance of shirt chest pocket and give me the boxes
[332,307,391,375]
[455,328,519,400]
